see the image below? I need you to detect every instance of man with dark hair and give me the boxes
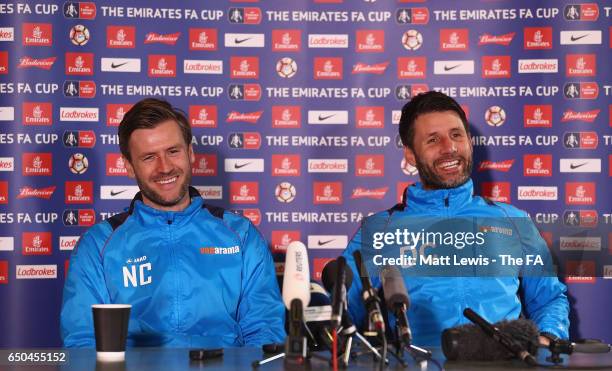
[61,98,285,348]
[343,91,569,347]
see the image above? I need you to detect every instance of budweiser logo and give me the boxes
[18,56,56,70]
[478,160,514,172]
[144,32,180,45]
[17,186,56,199]
[561,109,599,122]
[478,33,515,45]
[226,111,262,123]
[351,187,388,199]
[352,62,389,74]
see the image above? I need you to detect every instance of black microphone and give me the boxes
[462,308,538,366]
[321,257,353,328]
[282,241,310,362]
[442,318,539,361]
[352,251,385,335]
[548,338,611,355]
[380,266,412,344]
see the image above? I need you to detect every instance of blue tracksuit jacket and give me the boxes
[61,187,285,348]
[342,179,569,346]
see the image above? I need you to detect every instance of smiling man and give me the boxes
[342,91,569,347]
[60,98,285,348]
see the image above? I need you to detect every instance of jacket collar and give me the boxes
[403,178,474,212]
[128,186,203,226]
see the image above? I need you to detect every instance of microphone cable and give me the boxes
[332,328,338,371]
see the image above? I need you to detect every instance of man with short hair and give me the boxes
[61,98,285,347]
[343,91,569,346]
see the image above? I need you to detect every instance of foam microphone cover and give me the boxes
[321,259,353,293]
[442,318,539,361]
[380,266,410,309]
[282,241,310,309]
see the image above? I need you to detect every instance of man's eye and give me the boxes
[143,156,154,162]
[427,137,437,144]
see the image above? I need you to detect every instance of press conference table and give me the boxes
[4,347,612,370]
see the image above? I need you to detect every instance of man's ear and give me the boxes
[123,156,135,179]
[403,146,416,167]
[189,144,195,164]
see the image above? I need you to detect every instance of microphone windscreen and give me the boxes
[442,318,539,361]
[321,259,353,294]
[380,266,410,309]
[282,241,310,309]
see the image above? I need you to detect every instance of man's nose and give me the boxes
[439,136,457,154]
[156,155,173,173]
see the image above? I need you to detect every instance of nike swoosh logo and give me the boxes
[318,114,335,121]
[570,162,588,169]
[234,162,252,169]
[444,64,461,71]
[234,38,252,44]
[110,190,127,196]
[318,239,335,246]
[570,34,589,42]
[111,62,128,69]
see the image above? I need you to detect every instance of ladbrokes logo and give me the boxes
[272,106,300,128]
[59,236,80,251]
[397,57,426,78]
[308,34,348,48]
[0,157,14,172]
[355,155,384,177]
[308,159,348,173]
[271,230,300,253]
[22,232,52,255]
[272,155,300,176]
[478,32,514,46]
[272,30,301,51]
[481,182,510,203]
[314,57,343,80]
[524,27,552,49]
[65,52,93,75]
[17,186,55,200]
[16,264,57,280]
[189,105,217,128]
[0,27,14,42]
[356,30,384,52]
[517,186,558,201]
[565,182,595,205]
[18,56,56,70]
[189,28,218,51]
[22,23,52,46]
[356,106,384,128]
[22,102,52,126]
[564,82,599,99]
[192,154,217,176]
[106,153,128,176]
[313,182,342,204]
[351,187,388,200]
[63,209,95,226]
[566,54,596,77]
[183,60,222,75]
[0,181,7,204]
[523,154,552,176]
[440,29,468,51]
[22,153,52,176]
[230,56,259,79]
[564,4,599,21]
[60,107,98,122]
[106,104,132,126]
[107,26,135,48]
[524,105,552,128]
[148,55,176,77]
[228,132,261,149]
[144,32,180,45]
[230,182,258,204]
[564,132,598,149]
[561,109,599,123]
[65,181,93,204]
[478,160,514,172]
[482,56,510,78]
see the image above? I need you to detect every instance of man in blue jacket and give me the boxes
[343,91,569,347]
[60,98,285,348]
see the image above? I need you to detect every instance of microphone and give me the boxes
[282,241,310,362]
[462,308,538,366]
[352,251,385,335]
[321,257,353,328]
[549,339,611,354]
[442,318,539,361]
[380,266,412,344]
